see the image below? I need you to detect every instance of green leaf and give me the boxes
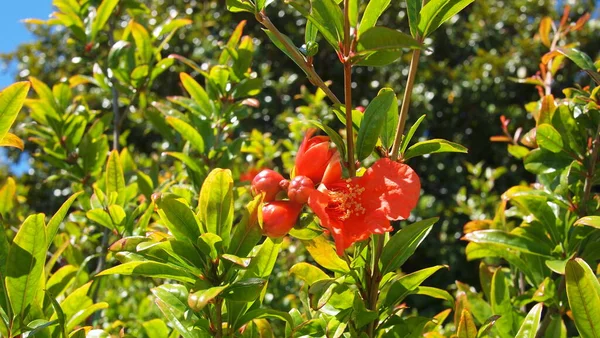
[403,138,468,160]
[6,214,46,321]
[46,191,82,250]
[197,233,223,260]
[179,73,213,116]
[142,319,170,338]
[197,169,234,246]
[108,40,130,67]
[105,150,126,205]
[97,261,196,283]
[228,196,263,258]
[236,309,294,331]
[356,88,396,161]
[155,195,202,244]
[303,235,349,274]
[524,148,571,175]
[381,93,399,150]
[226,0,254,13]
[308,120,347,161]
[565,258,600,338]
[381,217,438,275]
[384,265,446,307]
[536,124,564,153]
[66,302,108,332]
[457,309,477,338]
[166,117,205,153]
[290,263,329,286]
[244,238,282,279]
[515,303,543,338]
[154,298,197,338]
[86,209,115,230]
[232,78,263,99]
[188,286,227,311]
[400,114,426,155]
[464,230,553,258]
[354,27,421,66]
[407,0,422,37]
[130,21,152,64]
[490,269,515,337]
[574,216,600,229]
[91,0,119,41]
[357,0,391,36]
[222,278,266,302]
[163,152,206,173]
[0,81,30,142]
[418,0,474,37]
[556,48,597,71]
[288,0,344,51]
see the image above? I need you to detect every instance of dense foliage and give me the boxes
[0,0,599,337]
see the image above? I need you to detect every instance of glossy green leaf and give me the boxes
[418,0,475,37]
[290,262,329,286]
[515,303,543,338]
[97,261,196,283]
[163,152,206,173]
[197,233,223,260]
[142,319,170,338]
[524,148,571,175]
[565,258,600,338]
[400,114,426,155]
[303,235,349,274]
[574,216,600,229]
[166,117,205,153]
[0,81,30,142]
[381,217,438,274]
[357,0,391,36]
[536,124,564,153]
[309,120,347,161]
[463,229,553,257]
[457,309,477,338]
[130,21,152,64]
[490,268,515,337]
[180,73,213,116]
[380,92,399,151]
[407,0,422,37]
[188,286,227,311]
[197,169,234,246]
[289,0,344,51]
[236,309,294,331]
[354,27,421,66]
[403,138,468,160]
[154,298,196,338]
[244,238,282,279]
[108,40,130,67]
[384,265,446,307]
[105,150,125,205]
[6,214,46,321]
[86,209,114,230]
[155,195,202,244]
[91,0,119,41]
[226,0,254,13]
[556,48,596,71]
[356,88,395,161]
[46,191,82,250]
[66,302,109,332]
[222,278,266,302]
[228,196,263,258]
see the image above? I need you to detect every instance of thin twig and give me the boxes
[256,12,341,105]
[391,48,422,161]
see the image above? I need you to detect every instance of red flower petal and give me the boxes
[359,158,421,220]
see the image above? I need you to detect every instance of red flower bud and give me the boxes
[356,106,365,113]
[251,169,285,202]
[288,175,315,204]
[295,129,342,185]
[262,201,302,238]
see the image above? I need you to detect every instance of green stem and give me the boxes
[390,48,422,161]
[256,12,341,105]
[215,298,224,338]
[343,0,356,176]
[366,234,384,337]
[580,124,600,217]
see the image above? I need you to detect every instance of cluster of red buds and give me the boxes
[250,129,342,238]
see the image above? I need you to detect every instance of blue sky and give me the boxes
[0,1,53,88]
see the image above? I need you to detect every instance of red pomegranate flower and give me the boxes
[308,158,421,255]
[295,129,342,185]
